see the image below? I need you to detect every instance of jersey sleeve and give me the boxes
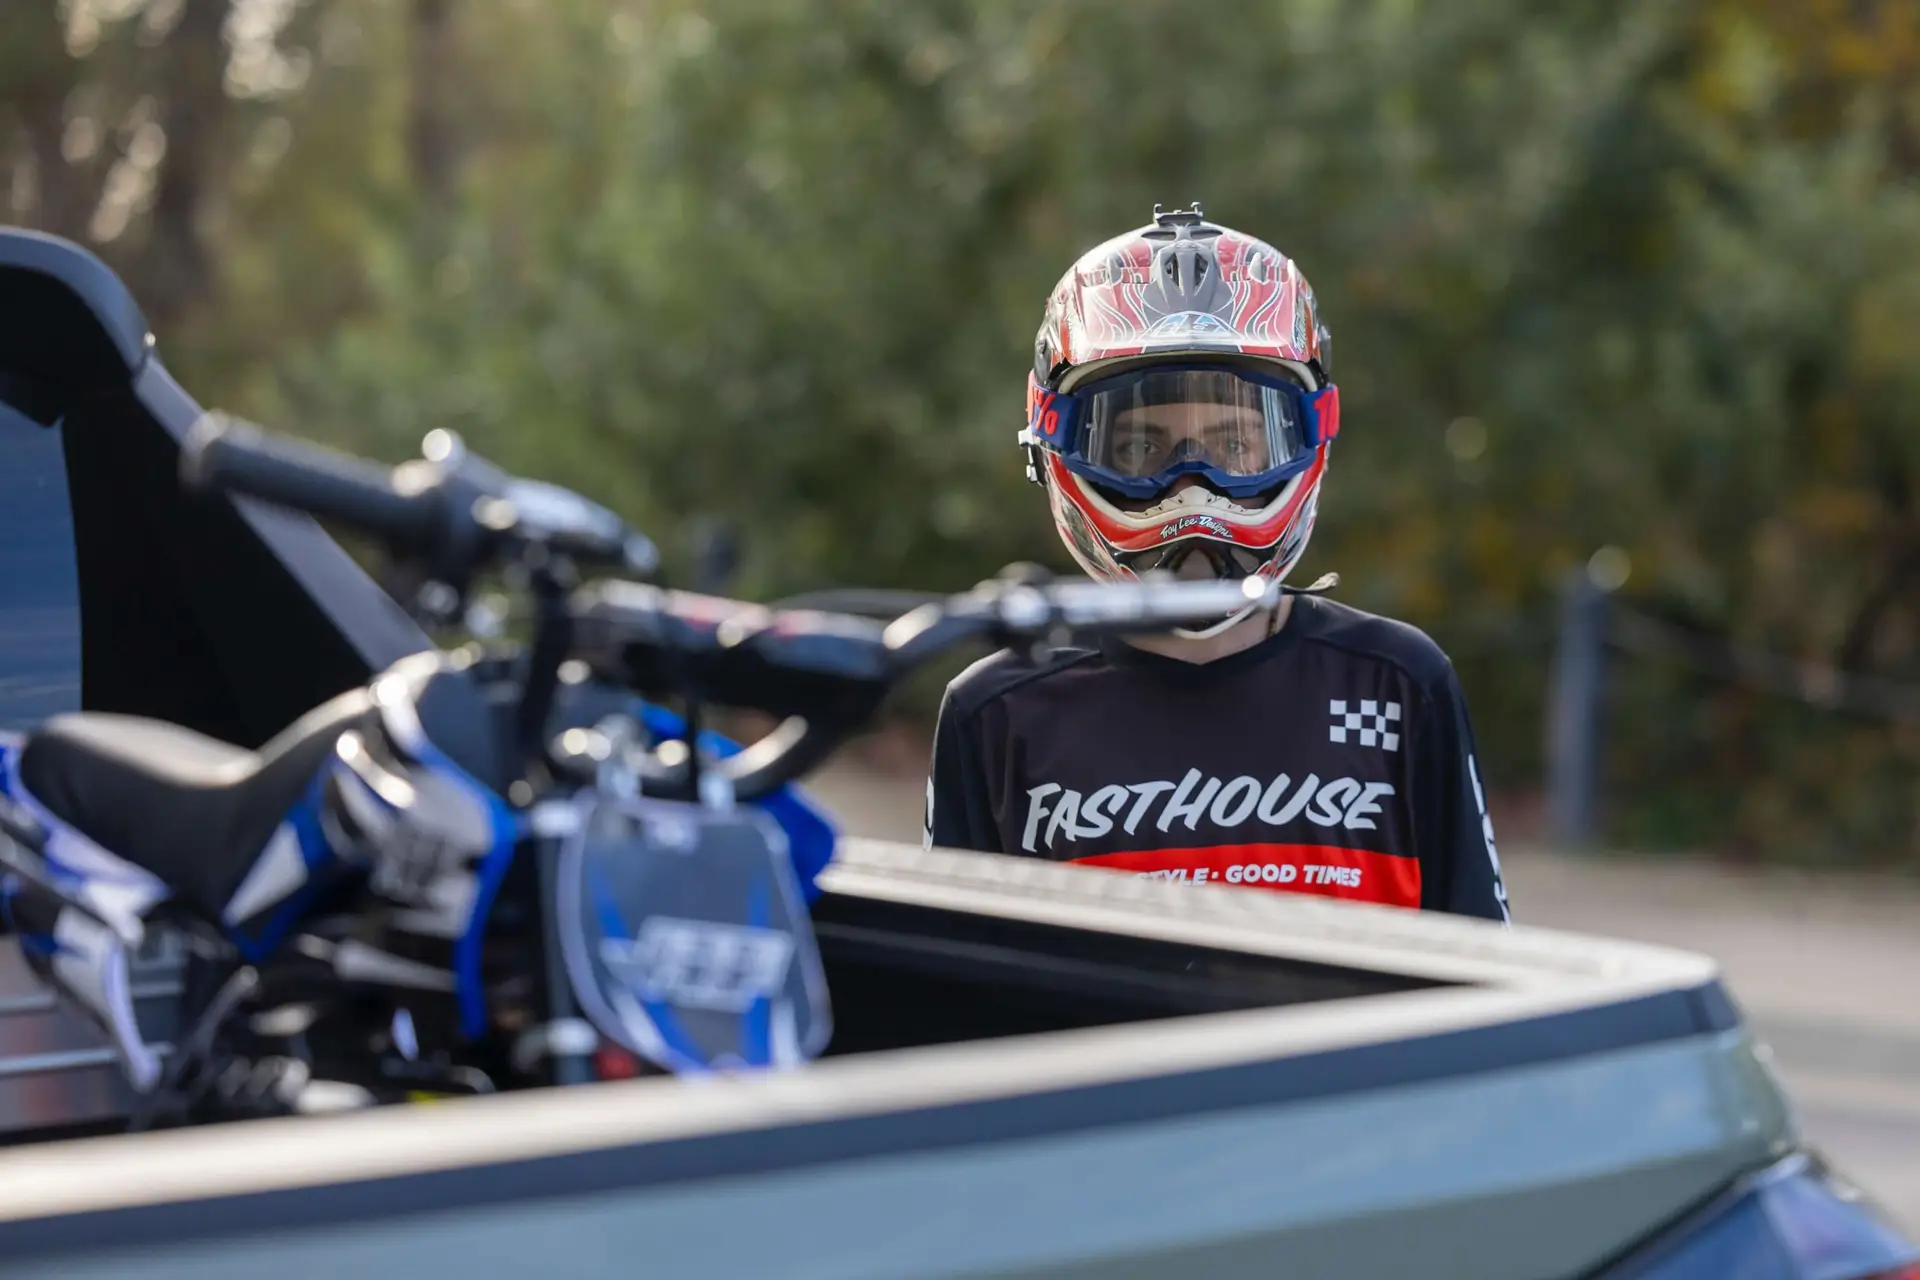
[925,683,1001,853]
[1413,664,1512,922]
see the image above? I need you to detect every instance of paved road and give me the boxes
[803,754,1920,1231]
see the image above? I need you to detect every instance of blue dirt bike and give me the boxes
[0,415,1290,1129]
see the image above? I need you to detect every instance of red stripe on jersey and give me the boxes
[1068,843,1421,908]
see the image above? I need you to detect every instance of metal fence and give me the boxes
[1544,557,1920,849]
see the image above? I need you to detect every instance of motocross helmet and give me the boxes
[1020,204,1339,637]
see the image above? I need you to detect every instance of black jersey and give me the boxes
[923,594,1510,921]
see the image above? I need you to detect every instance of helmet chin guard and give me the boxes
[1172,606,1258,642]
[1138,539,1340,639]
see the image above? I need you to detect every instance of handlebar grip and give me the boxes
[181,414,451,553]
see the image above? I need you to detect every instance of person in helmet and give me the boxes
[923,205,1510,921]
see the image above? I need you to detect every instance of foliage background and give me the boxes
[6,0,1920,865]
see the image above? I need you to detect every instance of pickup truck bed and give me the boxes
[0,836,1789,1279]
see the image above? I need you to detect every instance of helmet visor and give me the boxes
[1045,366,1328,501]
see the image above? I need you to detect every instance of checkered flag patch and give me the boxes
[1329,698,1401,752]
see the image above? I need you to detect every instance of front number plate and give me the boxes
[554,795,831,1074]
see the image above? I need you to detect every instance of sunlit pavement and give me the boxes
[804,755,1920,1233]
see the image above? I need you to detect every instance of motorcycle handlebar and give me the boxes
[174,416,1286,804]
[180,415,656,579]
[562,573,1286,802]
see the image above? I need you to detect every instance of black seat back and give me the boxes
[0,228,430,749]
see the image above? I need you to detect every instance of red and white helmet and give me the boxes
[1020,204,1339,634]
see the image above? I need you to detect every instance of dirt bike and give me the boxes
[0,415,1291,1128]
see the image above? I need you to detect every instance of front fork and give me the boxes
[533,831,596,1087]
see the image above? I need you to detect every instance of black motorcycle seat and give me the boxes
[17,687,375,920]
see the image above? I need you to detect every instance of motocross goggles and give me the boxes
[1028,364,1340,501]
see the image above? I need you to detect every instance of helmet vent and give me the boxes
[1145,240,1227,316]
